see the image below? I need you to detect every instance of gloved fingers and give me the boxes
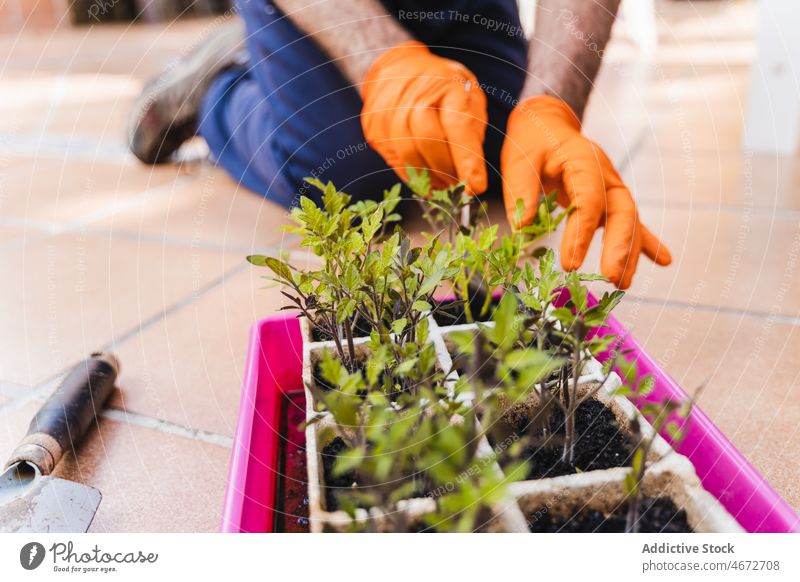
[500,137,547,228]
[439,77,488,195]
[388,104,429,183]
[599,184,638,287]
[409,105,458,189]
[614,221,642,290]
[559,144,606,271]
[640,222,673,266]
[361,101,407,181]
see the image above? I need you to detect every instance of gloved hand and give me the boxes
[501,96,671,289]
[361,41,488,194]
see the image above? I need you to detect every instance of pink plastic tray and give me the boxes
[221,297,800,533]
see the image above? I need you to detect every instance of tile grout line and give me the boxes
[1,235,294,441]
[101,408,234,448]
[625,294,800,327]
[0,172,201,242]
[99,234,298,351]
[80,227,287,256]
[636,199,800,218]
[0,381,31,400]
[0,259,250,416]
[99,261,251,352]
[2,382,233,449]
[0,132,132,164]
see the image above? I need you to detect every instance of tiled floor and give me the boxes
[1,1,798,531]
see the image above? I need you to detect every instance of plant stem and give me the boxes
[625,493,640,533]
[458,269,474,323]
[344,320,356,366]
[561,335,582,465]
[625,427,655,533]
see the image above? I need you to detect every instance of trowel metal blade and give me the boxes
[0,466,101,533]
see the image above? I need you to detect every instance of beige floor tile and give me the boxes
[51,418,229,533]
[0,232,238,386]
[579,206,800,317]
[0,380,29,400]
[0,226,31,247]
[39,98,134,141]
[0,398,229,532]
[0,72,140,135]
[109,267,290,437]
[0,155,189,225]
[0,394,229,532]
[624,151,800,212]
[0,400,42,463]
[0,20,216,80]
[613,300,800,510]
[642,107,745,155]
[95,164,297,252]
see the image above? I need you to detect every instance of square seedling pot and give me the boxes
[297,302,740,532]
[222,294,800,533]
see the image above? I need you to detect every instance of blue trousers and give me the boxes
[199,0,528,208]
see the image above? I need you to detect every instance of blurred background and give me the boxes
[1,0,798,531]
[1,0,233,29]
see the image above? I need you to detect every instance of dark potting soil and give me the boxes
[322,437,356,511]
[516,398,633,479]
[312,362,363,393]
[311,317,373,342]
[527,497,692,533]
[321,437,431,512]
[432,293,497,326]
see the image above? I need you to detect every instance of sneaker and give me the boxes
[128,19,247,164]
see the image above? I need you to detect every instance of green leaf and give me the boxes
[391,318,408,335]
[504,348,550,370]
[333,446,365,476]
[550,307,574,325]
[412,300,432,313]
[666,421,684,441]
[406,167,431,198]
[418,271,444,297]
[616,357,638,384]
[513,199,526,227]
[362,207,384,242]
[395,358,419,376]
[491,292,520,352]
[638,374,656,397]
[246,254,268,266]
[336,298,357,324]
[263,257,294,282]
[609,382,633,397]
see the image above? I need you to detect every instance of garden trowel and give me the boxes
[0,353,119,533]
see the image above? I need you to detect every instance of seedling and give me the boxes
[311,343,518,532]
[248,178,459,371]
[546,275,624,464]
[247,170,644,532]
[612,356,702,533]
[407,168,569,323]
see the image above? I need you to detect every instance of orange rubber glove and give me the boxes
[361,41,488,194]
[501,96,671,289]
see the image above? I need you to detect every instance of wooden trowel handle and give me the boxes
[5,353,120,475]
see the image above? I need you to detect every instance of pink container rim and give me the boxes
[222,294,800,533]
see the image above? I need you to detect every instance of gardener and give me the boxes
[128,0,671,289]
